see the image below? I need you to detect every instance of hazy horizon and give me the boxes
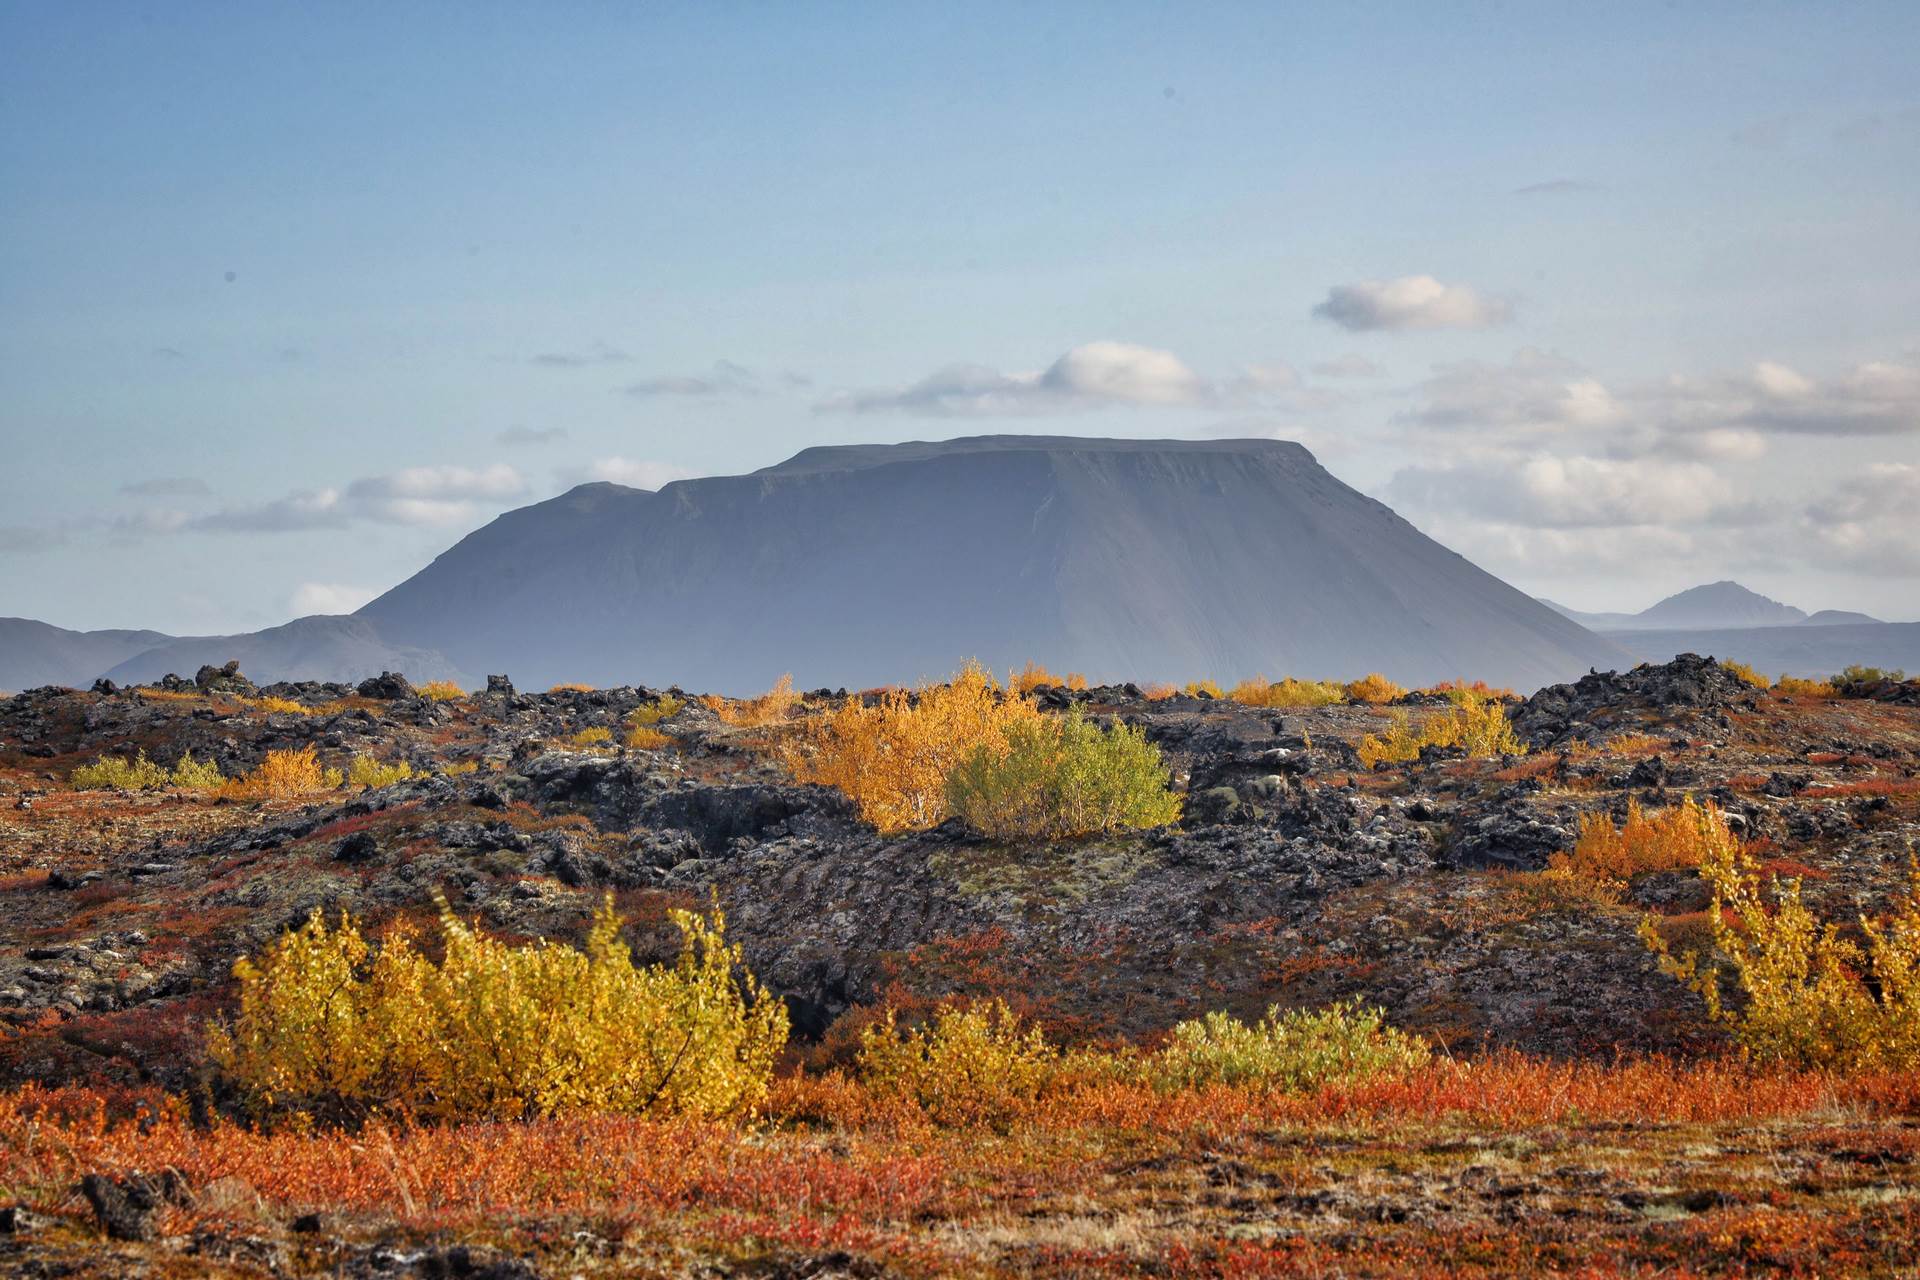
[3,3,1917,632]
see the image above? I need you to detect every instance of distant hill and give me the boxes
[1636,581,1806,630]
[99,615,469,688]
[1612,622,1919,680]
[358,435,1631,691]
[1542,582,1884,633]
[0,618,175,692]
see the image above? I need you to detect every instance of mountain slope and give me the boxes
[1635,581,1806,629]
[1612,622,1920,679]
[359,436,1629,691]
[101,615,470,687]
[0,618,176,691]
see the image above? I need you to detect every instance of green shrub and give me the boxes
[169,751,225,791]
[1150,1000,1431,1093]
[72,750,222,791]
[1833,665,1908,695]
[945,706,1181,840]
[856,1000,1057,1126]
[209,895,787,1122]
[347,755,414,790]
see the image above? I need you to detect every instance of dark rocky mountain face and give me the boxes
[358,436,1629,692]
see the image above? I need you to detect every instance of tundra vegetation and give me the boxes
[2,655,1918,1275]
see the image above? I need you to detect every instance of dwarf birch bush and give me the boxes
[1358,689,1524,768]
[210,896,787,1123]
[945,706,1180,840]
[1150,1000,1431,1093]
[225,746,342,799]
[346,755,414,790]
[72,750,224,791]
[785,662,1043,832]
[1641,841,1920,1071]
[856,1000,1057,1126]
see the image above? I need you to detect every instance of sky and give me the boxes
[2,0,1917,634]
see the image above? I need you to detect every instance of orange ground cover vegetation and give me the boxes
[0,1056,1913,1255]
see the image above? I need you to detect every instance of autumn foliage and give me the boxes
[210,895,787,1122]
[1357,689,1525,767]
[1550,796,1732,895]
[222,746,342,799]
[785,664,1044,832]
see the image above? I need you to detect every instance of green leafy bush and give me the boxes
[72,750,224,791]
[945,706,1181,840]
[1149,1000,1431,1093]
[209,895,787,1122]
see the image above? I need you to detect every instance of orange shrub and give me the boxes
[416,681,465,702]
[224,747,343,800]
[1722,660,1770,689]
[1343,673,1405,704]
[704,674,799,727]
[1548,796,1734,895]
[548,682,595,693]
[784,663,1043,832]
[1230,676,1346,708]
[1776,675,1839,698]
[1423,679,1515,702]
[1140,682,1177,701]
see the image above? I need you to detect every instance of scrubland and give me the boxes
[1,658,1918,1276]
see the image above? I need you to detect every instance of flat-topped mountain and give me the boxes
[357,435,1628,691]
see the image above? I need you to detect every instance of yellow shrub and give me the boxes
[857,1000,1057,1127]
[1775,675,1839,698]
[226,746,343,800]
[704,674,799,727]
[1150,1000,1430,1093]
[1231,676,1348,708]
[562,727,614,749]
[1140,682,1177,702]
[627,694,685,727]
[945,706,1180,840]
[1550,797,1731,897]
[1342,673,1406,704]
[1357,690,1524,768]
[248,696,312,716]
[1641,845,1920,1071]
[785,663,1043,833]
[1184,679,1224,699]
[626,726,670,749]
[548,682,595,693]
[209,896,788,1122]
[440,760,480,777]
[416,681,465,702]
[347,755,415,790]
[1723,660,1770,689]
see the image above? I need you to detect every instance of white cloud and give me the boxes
[289,582,378,616]
[1400,349,1617,437]
[1312,275,1512,332]
[1388,452,1731,529]
[1800,463,1920,575]
[1310,353,1385,379]
[567,457,700,490]
[531,341,628,368]
[818,341,1214,416]
[497,426,569,446]
[187,464,529,533]
[625,360,805,398]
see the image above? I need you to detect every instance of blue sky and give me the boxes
[3,1,1917,632]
